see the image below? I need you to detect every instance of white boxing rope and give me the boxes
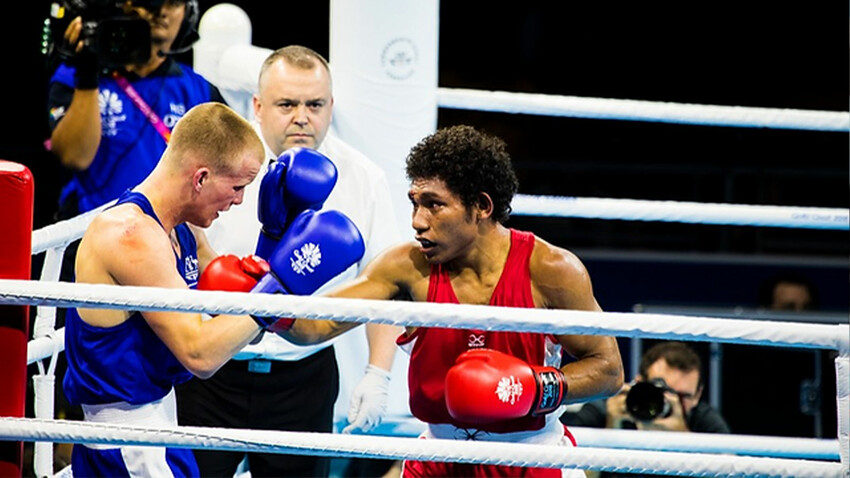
[32,247,64,338]
[380,417,841,460]
[28,327,64,366]
[29,196,848,260]
[511,195,850,230]
[31,201,110,254]
[568,426,840,460]
[5,280,848,355]
[0,417,843,478]
[438,87,850,132]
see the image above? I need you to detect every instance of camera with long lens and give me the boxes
[625,378,673,421]
[44,0,165,67]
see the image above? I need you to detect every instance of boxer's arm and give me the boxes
[530,238,624,403]
[50,87,101,170]
[97,212,260,378]
[279,242,417,344]
[365,322,400,372]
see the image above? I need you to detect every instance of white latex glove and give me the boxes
[342,364,391,434]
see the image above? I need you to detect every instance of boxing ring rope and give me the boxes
[510,195,849,230]
[0,418,845,478]
[5,279,848,477]
[29,197,849,258]
[437,88,850,132]
[7,281,849,354]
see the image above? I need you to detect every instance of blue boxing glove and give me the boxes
[250,209,365,333]
[255,147,338,259]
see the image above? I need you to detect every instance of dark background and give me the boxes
[6,1,848,442]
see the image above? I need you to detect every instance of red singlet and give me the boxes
[399,228,558,433]
[399,229,576,477]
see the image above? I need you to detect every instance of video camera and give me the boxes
[44,0,166,67]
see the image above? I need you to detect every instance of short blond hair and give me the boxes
[167,102,263,173]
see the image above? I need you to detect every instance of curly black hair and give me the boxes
[405,125,519,223]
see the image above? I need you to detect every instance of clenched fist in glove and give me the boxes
[250,208,365,333]
[445,348,567,424]
[255,147,338,259]
[197,254,270,293]
[342,365,391,434]
[197,254,272,343]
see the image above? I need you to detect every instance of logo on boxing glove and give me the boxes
[290,242,322,275]
[495,375,524,405]
[536,370,563,411]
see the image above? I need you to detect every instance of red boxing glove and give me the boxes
[197,254,270,293]
[445,348,567,424]
[197,255,274,343]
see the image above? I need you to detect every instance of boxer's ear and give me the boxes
[193,168,210,192]
[476,192,494,221]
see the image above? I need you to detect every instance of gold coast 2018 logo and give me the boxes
[381,38,417,80]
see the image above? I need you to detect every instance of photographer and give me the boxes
[561,341,729,434]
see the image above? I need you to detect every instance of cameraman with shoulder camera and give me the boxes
[47,0,225,218]
[561,341,729,434]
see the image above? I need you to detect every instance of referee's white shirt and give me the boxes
[204,122,410,420]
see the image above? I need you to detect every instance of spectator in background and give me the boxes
[561,341,729,434]
[175,45,403,478]
[758,272,819,312]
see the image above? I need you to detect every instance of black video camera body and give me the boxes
[45,0,165,67]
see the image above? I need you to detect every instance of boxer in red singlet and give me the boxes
[274,125,624,477]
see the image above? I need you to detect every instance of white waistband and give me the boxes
[426,413,566,445]
[82,388,178,428]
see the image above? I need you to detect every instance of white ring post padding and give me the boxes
[0,418,843,478]
[568,426,840,460]
[438,88,850,132]
[836,355,850,468]
[511,195,850,230]
[6,280,847,355]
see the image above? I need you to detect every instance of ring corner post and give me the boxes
[0,160,34,478]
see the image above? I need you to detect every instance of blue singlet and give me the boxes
[63,190,198,406]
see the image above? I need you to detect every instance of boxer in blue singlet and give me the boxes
[63,102,267,478]
[64,190,199,477]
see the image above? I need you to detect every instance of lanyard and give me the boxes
[112,70,171,143]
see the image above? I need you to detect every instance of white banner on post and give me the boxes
[329,0,440,235]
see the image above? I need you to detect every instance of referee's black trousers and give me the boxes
[176,346,339,478]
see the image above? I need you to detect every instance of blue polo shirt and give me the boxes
[48,58,225,214]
